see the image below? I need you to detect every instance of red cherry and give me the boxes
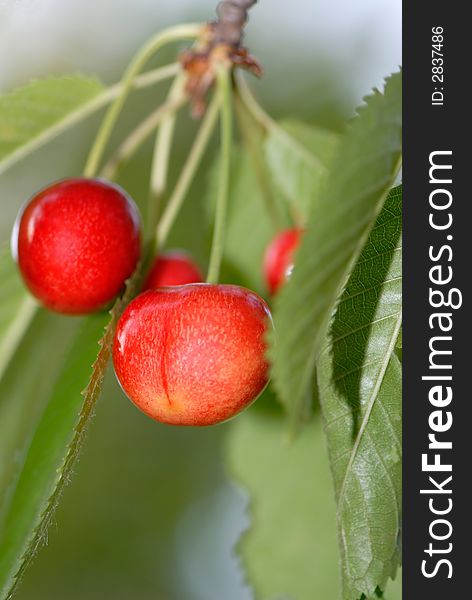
[143,251,203,290]
[12,178,141,314]
[263,228,302,294]
[113,284,271,426]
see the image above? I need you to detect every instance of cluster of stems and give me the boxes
[83,11,279,285]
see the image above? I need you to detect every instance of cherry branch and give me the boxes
[212,0,258,47]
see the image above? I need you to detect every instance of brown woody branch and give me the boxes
[212,0,258,48]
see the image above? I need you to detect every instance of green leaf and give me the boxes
[269,71,402,429]
[328,356,402,600]
[264,119,338,218]
[0,76,104,175]
[0,313,107,599]
[0,65,179,177]
[0,266,141,599]
[318,187,402,599]
[0,246,37,382]
[0,312,82,523]
[226,398,340,600]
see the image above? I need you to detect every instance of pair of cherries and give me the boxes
[12,178,300,426]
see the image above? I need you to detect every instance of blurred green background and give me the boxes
[0,1,401,598]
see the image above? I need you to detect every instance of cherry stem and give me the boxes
[100,92,187,181]
[156,92,221,248]
[234,90,282,230]
[235,71,275,133]
[235,72,313,230]
[206,66,233,284]
[147,74,188,237]
[83,23,202,179]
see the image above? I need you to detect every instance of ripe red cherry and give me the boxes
[113,284,272,426]
[143,251,203,290]
[263,228,302,294]
[13,178,141,314]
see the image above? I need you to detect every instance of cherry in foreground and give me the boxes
[13,178,141,314]
[113,284,272,426]
[143,251,203,289]
[263,228,302,295]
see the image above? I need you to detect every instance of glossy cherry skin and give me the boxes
[143,251,203,290]
[263,228,302,294]
[13,178,141,314]
[113,284,272,426]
